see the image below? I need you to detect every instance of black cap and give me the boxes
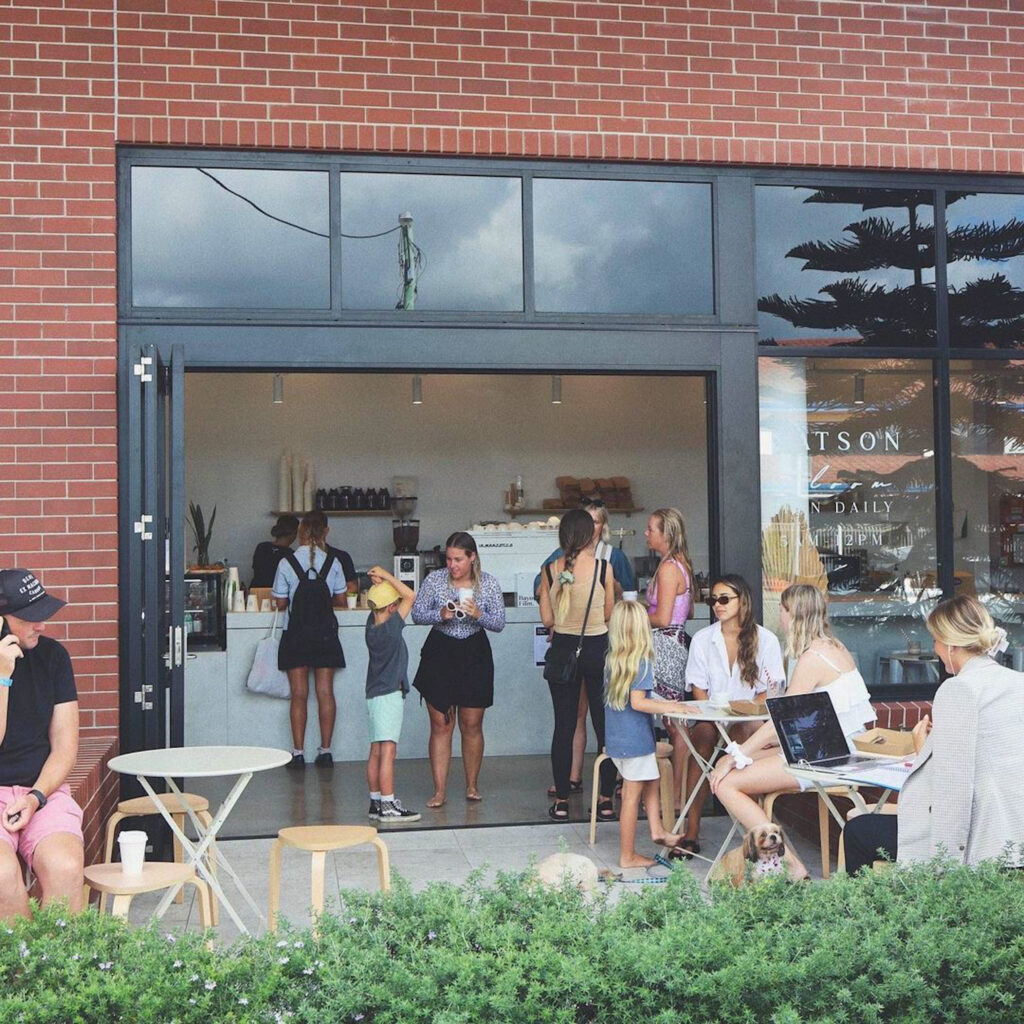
[271,515,300,539]
[0,569,67,622]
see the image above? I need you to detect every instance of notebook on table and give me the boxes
[766,691,904,775]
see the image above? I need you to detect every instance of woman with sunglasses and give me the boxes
[677,575,785,855]
[709,584,874,879]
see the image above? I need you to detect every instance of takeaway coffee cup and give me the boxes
[118,830,147,875]
[457,588,474,605]
[346,593,358,609]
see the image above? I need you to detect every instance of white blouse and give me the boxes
[684,622,786,702]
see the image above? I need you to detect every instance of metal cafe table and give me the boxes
[107,745,291,934]
[663,701,771,880]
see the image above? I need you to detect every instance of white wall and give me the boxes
[184,372,710,581]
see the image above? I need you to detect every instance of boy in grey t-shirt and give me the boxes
[364,567,420,822]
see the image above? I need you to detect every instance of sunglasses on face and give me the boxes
[707,594,739,607]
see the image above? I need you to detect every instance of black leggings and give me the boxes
[548,633,616,800]
[842,813,898,875]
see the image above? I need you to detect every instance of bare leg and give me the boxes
[31,833,85,914]
[715,758,810,878]
[426,702,456,807]
[640,779,682,845]
[569,687,588,784]
[287,668,310,750]
[663,718,689,813]
[367,742,381,793]
[312,667,337,748]
[0,846,31,922]
[619,781,656,868]
[458,707,485,800]
[378,741,397,796]
[683,721,717,841]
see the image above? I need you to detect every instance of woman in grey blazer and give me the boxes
[843,596,1024,873]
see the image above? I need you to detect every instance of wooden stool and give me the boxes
[268,825,391,936]
[763,786,855,880]
[83,863,213,928]
[103,793,217,915]
[588,745,674,846]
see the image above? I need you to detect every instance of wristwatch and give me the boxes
[28,789,47,810]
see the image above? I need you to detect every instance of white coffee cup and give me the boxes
[245,593,258,612]
[260,599,272,612]
[346,593,358,609]
[622,590,639,602]
[457,588,474,605]
[118,830,147,875]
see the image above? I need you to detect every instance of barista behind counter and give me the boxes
[252,513,358,594]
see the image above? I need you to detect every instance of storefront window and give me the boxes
[533,178,713,314]
[759,357,939,690]
[950,361,1024,650]
[130,166,330,308]
[757,186,936,347]
[339,172,523,311]
[945,193,1024,349]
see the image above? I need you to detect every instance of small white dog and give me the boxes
[535,851,600,892]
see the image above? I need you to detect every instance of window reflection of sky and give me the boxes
[339,173,523,311]
[533,178,713,314]
[131,167,330,308]
[756,186,935,346]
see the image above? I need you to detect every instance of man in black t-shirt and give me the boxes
[0,569,84,922]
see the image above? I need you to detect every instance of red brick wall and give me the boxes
[3,1,1022,737]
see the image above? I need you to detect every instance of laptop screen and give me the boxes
[767,691,851,765]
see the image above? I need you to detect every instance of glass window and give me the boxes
[757,186,936,347]
[533,178,713,314]
[945,192,1024,349]
[130,166,330,309]
[950,360,1024,643]
[759,357,940,690]
[339,173,523,311]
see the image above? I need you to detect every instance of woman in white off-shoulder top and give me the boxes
[710,584,876,879]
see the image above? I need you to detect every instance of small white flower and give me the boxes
[238,997,249,1006]
[173,960,182,968]
[204,981,216,991]
[165,933,177,943]
[278,956,290,965]
[98,962,113,971]
[71,954,81,962]
[19,942,29,958]
[188,999,197,1006]
[56,919,67,928]
[302,967,314,975]
[190,973,199,982]
[292,940,304,948]
[276,939,289,948]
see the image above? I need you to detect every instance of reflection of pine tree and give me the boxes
[759,187,1024,348]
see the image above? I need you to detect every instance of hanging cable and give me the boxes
[196,168,330,238]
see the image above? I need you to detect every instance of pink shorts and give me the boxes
[0,784,84,871]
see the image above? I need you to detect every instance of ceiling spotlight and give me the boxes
[412,375,423,405]
[551,375,562,405]
[853,372,865,405]
[272,374,284,404]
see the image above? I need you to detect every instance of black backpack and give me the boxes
[284,551,338,647]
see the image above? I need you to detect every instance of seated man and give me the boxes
[0,569,84,922]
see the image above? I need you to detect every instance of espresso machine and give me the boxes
[391,477,421,589]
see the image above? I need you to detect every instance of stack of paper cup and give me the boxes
[246,593,259,611]
[232,590,246,612]
[118,830,147,875]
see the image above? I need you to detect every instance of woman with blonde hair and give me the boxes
[603,601,690,868]
[843,595,1024,873]
[643,507,695,813]
[709,583,876,878]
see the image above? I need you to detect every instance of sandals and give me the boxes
[668,838,701,860]
[595,799,618,822]
[546,779,583,797]
[548,800,570,821]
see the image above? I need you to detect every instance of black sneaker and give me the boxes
[314,751,333,768]
[378,798,421,823]
[368,799,382,820]
[287,753,305,769]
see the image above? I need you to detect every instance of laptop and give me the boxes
[766,691,903,774]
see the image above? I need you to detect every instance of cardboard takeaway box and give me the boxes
[853,728,916,757]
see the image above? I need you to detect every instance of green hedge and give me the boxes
[2,861,1022,1023]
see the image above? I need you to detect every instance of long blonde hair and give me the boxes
[605,601,654,711]
[780,584,836,658]
[927,596,1003,655]
[651,507,693,580]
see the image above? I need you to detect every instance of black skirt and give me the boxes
[413,628,494,717]
[278,626,345,671]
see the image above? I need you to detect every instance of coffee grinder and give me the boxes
[391,477,421,590]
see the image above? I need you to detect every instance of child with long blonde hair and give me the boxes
[604,601,691,868]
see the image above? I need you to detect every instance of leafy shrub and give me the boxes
[2,861,1021,1023]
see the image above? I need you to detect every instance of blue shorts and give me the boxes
[367,691,405,744]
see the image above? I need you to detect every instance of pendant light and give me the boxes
[551,375,562,404]
[272,373,284,404]
[853,372,865,405]
[412,375,423,405]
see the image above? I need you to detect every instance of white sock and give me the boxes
[318,746,330,755]
[370,791,381,801]
[381,793,394,803]
[292,748,303,756]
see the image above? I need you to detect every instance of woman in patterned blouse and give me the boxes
[411,532,506,807]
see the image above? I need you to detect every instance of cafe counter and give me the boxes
[184,607,710,761]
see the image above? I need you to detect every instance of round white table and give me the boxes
[108,745,291,934]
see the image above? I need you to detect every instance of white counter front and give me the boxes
[184,606,709,762]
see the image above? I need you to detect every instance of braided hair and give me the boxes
[555,509,598,626]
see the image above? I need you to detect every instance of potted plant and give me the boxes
[187,502,217,569]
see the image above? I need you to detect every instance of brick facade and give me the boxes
[3,1,1022,740]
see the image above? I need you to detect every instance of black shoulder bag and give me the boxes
[543,560,604,685]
